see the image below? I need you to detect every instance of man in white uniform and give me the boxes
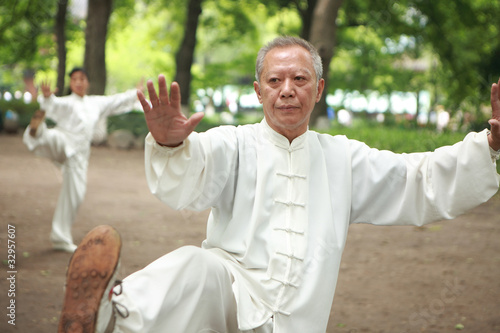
[57,37,500,333]
[24,68,142,253]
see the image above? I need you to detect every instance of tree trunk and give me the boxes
[308,0,344,127]
[84,0,113,95]
[55,0,68,96]
[299,0,317,40]
[174,0,203,116]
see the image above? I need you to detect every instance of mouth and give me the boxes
[277,105,299,112]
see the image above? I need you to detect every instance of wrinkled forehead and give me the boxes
[263,46,315,76]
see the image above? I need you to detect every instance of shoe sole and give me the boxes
[58,225,121,333]
[29,110,45,137]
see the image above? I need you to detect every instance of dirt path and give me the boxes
[0,132,499,333]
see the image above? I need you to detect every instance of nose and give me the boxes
[280,79,295,98]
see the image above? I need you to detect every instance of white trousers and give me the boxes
[23,123,89,249]
[113,246,273,333]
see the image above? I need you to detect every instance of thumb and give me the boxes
[185,112,205,133]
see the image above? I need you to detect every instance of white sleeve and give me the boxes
[144,128,238,211]
[38,94,72,122]
[95,89,140,118]
[350,129,499,226]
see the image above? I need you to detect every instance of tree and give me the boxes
[258,0,317,40]
[408,0,500,119]
[174,0,204,115]
[304,0,500,126]
[0,0,54,92]
[308,0,344,126]
[84,0,113,95]
[173,0,261,114]
[55,0,68,96]
[0,0,51,66]
[192,0,260,112]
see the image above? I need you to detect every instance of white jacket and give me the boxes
[144,118,499,333]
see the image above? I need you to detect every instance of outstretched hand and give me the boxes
[40,80,57,98]
[488,77,500,151]
[138,74,204,147]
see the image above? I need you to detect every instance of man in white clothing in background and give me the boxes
[24,67,142,253]
[57,37,500,333]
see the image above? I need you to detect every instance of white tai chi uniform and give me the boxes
[112,119,499,333]
[23,90,139,251]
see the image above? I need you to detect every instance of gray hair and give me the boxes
[255,36,323,83]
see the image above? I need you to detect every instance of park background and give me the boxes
[1,0,500,144]
[1,0,500,332]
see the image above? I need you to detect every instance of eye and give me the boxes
[295,76,305,81]
[269,78,279,83]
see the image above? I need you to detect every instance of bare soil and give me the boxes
[1,132,499,333]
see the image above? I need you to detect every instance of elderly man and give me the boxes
[57,36,500,333]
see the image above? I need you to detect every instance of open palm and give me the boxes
[138,75,204,147]
[40,80,56,98]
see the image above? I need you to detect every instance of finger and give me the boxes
[158,74,170,105]
[496,77,500,103]
[491,82,500,118]
[137,90,151,112]
[489,119,500,129]
[169,82,181,107]
[489,119,500,141]
[147,79,159,107]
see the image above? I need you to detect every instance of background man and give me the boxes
[24,67,142,253]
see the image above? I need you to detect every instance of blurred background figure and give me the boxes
[22,67,142,253]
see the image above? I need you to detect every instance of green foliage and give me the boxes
[0,0,54,66]
[410,1,499,112]
[194,0,263,87]
[327,0,500,130]
[200,0,256,44]
[0,99,39,129]
[0,0,54,91]
[106,2,179,92]
[107,111,149,137]
[329,122,466,153]
[0,0,84,90]
[1,0,499,132]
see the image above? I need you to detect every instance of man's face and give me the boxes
[70,71,89,97]
[254,45,324,141]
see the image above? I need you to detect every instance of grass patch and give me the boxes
[313,119,500,174]
[315,119,469,153]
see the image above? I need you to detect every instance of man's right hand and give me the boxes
[40,81,56,98]
[138,74,204,147]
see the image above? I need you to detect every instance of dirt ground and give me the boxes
[1,131,499,333]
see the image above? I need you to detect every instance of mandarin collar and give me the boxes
[70,92,86,100]
[261,118,308,151]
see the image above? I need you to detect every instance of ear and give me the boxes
[253,81,263,104]
[315,78,325,103]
